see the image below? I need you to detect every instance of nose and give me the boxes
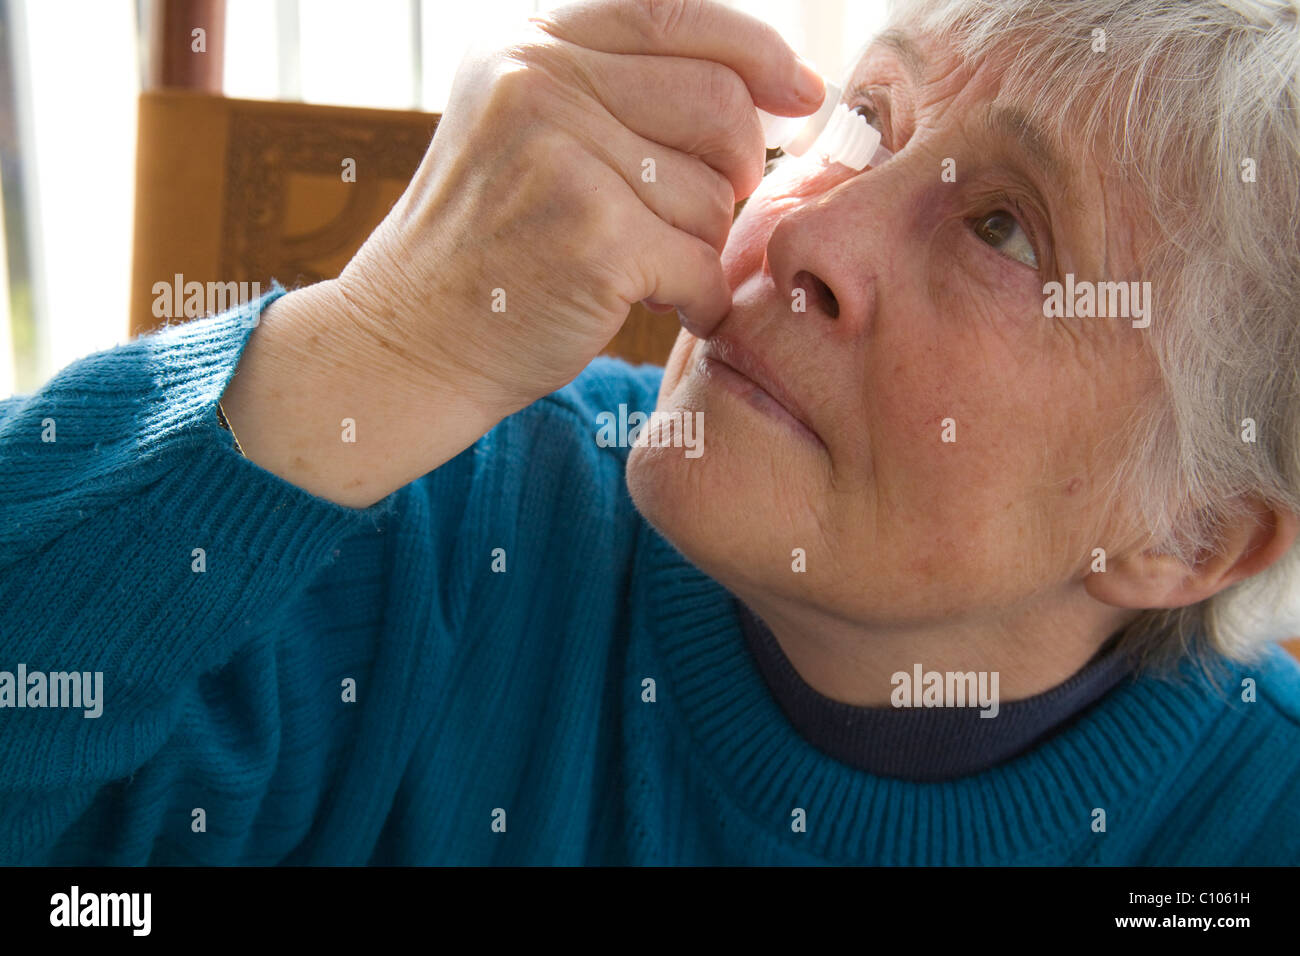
[762,161,886,335]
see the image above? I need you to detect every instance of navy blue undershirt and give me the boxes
[736,602,1136,782]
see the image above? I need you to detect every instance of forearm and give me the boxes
[218,279,505,509]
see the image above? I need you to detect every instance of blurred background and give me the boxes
[0,0,890,399]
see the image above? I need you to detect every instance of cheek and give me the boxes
[885,355,1097,579]
[870,333,1042,522]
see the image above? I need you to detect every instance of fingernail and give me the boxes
[793,56,825,104]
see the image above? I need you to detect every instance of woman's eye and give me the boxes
[851,102,882,128]
[972,211,1038,270]
[846,85,893,150]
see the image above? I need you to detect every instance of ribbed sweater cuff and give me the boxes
[137,286,400,572]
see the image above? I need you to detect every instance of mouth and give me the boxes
[699,337,826,452]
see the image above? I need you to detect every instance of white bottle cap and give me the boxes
[814,102,889,171]
[756,80,893,171]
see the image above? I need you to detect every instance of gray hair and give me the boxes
[883,0,1300,670]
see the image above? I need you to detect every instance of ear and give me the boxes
[1085,498,1300,610]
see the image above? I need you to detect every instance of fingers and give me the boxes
[574,49,767,201]
[621,203,732,336]
[533,0,823,113]
[581,115,736,253]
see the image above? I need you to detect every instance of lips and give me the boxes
[702,337,825,450]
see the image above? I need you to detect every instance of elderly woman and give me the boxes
[2,0,1299,866]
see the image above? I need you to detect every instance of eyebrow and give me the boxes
[873,28,927,83]
[866,29,1074,194]
[983,104,1073,193]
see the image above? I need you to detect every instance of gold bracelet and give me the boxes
[216,399,247,458]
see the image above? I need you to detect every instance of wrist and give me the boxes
[220,280,504,508]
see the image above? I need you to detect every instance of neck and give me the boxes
[734,585,1139,707]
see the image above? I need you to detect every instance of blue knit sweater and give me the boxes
[3,286,1300,865]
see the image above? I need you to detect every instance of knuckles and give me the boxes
[413,2,740,316]
[697,61,751,139]
[485,43,574,117]
[635,0,705,45]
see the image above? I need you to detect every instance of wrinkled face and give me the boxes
[627,24,1162,630]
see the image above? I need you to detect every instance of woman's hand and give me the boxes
[342,0,821,411]
[221,0,822,507]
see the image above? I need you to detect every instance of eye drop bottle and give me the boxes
[757,80,893,171]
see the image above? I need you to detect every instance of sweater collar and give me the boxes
[632,521,1241,864]
[734,601,1135,782]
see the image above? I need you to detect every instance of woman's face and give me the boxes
[627,25,1162,631]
